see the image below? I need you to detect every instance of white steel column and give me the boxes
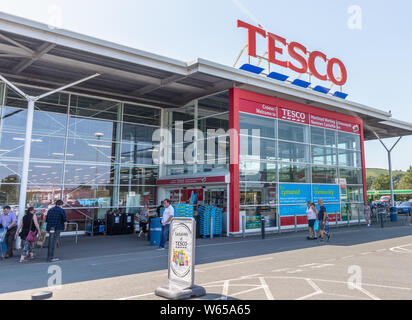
[0,73,100,247]
[18,98,35,219]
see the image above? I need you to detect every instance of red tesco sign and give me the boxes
[237,20,348,86]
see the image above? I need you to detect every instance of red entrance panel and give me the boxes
[229,88,365,234]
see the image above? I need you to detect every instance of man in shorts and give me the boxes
[318,199,330,242]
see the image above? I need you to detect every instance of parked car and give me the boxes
[391,201,412,216]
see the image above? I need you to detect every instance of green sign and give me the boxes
[367,190,412,195]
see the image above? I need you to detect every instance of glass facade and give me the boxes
[164,91,230,177]
[239,111,364,230]
[0,83,160,221]
[0,80,365,234]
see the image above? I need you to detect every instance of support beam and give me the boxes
[131,74,187,96]
[373,132,402,206]
[0,32,34,55]
[13,42,56,74]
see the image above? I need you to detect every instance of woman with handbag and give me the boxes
[15,207,41,263]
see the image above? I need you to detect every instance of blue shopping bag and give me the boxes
[314,220,319,232]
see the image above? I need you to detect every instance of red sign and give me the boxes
[157,176,226,186]
[239,99,277,118]
[237,19,348,86]
[337,120,360,134]
[278,107,309,124]
[310,114,337,130]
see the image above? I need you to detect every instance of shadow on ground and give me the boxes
[0,223,411,295]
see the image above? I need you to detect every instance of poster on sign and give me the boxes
[168,218,195,288]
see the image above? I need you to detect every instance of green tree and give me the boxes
[398,166,412,190]
[372,174,390,190]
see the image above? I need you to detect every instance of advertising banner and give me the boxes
[312,184,340,204]
[168,218,195,288]
[279,184,311,204]
[279,204,308,217]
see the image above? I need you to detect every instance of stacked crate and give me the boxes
[161,204,194,218]
[198,205,223,238]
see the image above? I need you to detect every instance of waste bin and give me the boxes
[86,219,106,236]
[122,214,135,234]
[107,213,122,235]
[150,218,162,246]
[390,209,398,222]
[0,228,7,258]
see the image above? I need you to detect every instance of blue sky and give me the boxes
[1,0,411,170]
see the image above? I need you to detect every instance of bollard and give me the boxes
[261,217,265,239]
[47,228,55,261]
[242,216,246,239]
[380,209,384,228]
[277,214,281,234]
[210,213,214,239]
[32,291,53,300]
[294,214,297,233]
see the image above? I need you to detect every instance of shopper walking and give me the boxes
[158,199,174,250]
[306,201,317,240]
[364,202,372,227]
[15,207,41,263]
[138,206,149,238]
[0,206,18,259]
[46,200,67,262]
[317,199,330,242]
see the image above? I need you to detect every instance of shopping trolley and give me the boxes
[0,229,6,259]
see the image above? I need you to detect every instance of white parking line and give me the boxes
[311,264,334,269]
[259,277,275,300]
[296,279,322,300]
[287,269,303,274]
[197,257,273,272]
[117,292,155,300]
[272,268,290,273]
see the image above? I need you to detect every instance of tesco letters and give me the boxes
[238,20,348,86]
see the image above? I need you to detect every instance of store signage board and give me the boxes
[157,176,226,186]
[239,99,277,119]
[310,114,337,130]
[155,218,206,299]
[237,19,348,86]
[239,99,361,135]
[279,184,311,204]
[312,184,340,204]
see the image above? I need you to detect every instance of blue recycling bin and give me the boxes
[390,211,398,222]
[150,218,162,247]
[0,228,7,258]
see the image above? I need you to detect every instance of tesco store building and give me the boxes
[0,13,411,235]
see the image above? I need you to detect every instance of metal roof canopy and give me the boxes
[0,11,411,141]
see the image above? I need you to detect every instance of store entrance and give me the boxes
[160,185,229,235]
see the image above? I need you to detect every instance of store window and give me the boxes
[312,146,337,166]
[338,132,361,150]
[312,166,337,184]
[278,142,309,163]
[278,163,310,183]
[278,120,308,143]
